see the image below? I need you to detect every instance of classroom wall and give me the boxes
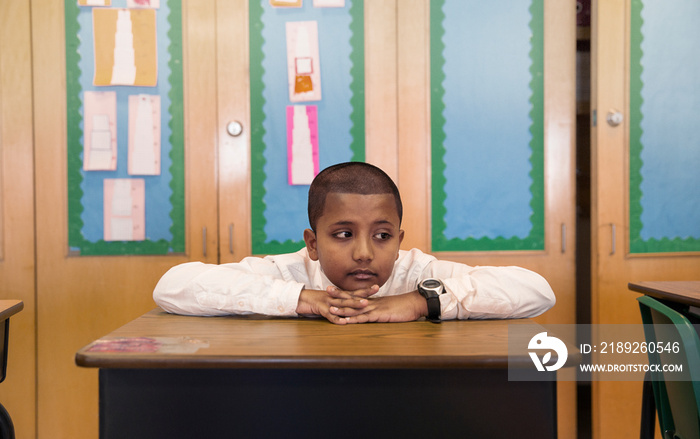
[1,1,578,438]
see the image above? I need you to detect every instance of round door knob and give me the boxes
[226,121,243,137]
[606,111,624,127]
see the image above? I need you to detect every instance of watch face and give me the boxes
[422,279,441,289]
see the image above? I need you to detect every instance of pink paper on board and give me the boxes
[83,91,118,171]
[287,105,319,185]
[127,0,160,8]
[103,178,146,241]
[128,94,161,175]
[86,337,161,353]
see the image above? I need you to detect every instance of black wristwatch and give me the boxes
[418,279,445,323]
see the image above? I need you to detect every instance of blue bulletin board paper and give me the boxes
[629,0,700,253]
[430,0,545,252]
[65,0,185,255]
[250,0,365,255]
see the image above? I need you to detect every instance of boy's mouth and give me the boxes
[348,269,376,280]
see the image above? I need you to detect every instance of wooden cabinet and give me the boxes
[28,2,400,437]
[398,2,577,436]
[31,2,218,438]
[6,1,576,438]
[591,0,700,437]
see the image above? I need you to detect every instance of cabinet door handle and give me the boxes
[226,121,243,137]
[228,224,234,255]
[606,110,624,127]
[202,227,207,258]
[561,223,566,254]
[610,223,616,255]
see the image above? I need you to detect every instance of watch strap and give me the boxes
[424,296,441,323]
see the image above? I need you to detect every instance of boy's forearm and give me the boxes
[154,261,303,316]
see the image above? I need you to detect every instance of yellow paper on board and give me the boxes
[93,8,158,86]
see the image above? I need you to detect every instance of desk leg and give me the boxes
[0,318,14,439]
[0,402,15,439]
[100,368,556,439]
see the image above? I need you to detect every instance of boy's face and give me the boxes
[304,192,404,292]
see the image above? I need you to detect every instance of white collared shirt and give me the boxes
[153,248,555,320]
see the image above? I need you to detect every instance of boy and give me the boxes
[154,162,555,324]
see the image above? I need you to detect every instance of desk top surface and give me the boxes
[629,281,700,307]
[0,300,23,322]
[76,308,544,370]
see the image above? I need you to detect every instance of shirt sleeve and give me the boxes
[414,254,556,320]
[152,256,306,317]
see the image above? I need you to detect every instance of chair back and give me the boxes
[637,295,700,439]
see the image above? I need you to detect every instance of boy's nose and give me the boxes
[352,237,373,261]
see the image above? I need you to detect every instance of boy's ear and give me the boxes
[397,229,405,259]
[303,228,319,261]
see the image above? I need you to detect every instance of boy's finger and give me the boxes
[326,285,379,299]
[320,308,348,325]
[349,284,380,298]
[340,313,371,324]
[328,297,368,310]
[326,286,353,299]
[329,305,369,317]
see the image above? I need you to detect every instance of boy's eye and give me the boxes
[333,231,352,239]
[374,232,392,240]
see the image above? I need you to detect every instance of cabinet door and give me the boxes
[216,0,399,262]
[397,1,577,437]
[591,0,700,438]
[32,1,218,437]
[399,0,576,325]
[0,2,36,438]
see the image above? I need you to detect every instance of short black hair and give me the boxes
[307,162,403,231]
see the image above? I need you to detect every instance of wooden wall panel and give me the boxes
[0,2,37,438]
[591,0,700,438]
[31,1,219,437]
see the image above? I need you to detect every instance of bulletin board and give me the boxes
[249,0,365,255]
[65,0,185,256]
[430,0,545,252]
[629,0,700,253]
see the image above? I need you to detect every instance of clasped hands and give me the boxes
[296,285,428,325]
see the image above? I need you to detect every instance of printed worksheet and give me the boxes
[83,91,117,171]
[128,94,161,175]
[286,21,321,102]
[103,178,146,241]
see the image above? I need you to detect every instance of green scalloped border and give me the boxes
[65,0,185,255]
[629,0,700,253]
[249,0,365,255]
[430,0,545,252]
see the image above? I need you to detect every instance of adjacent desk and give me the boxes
[1,300,23,439]
[77,308,558,439]
[629,281,700,308]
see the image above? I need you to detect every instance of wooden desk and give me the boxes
[629,281,700,308]
[1,300,23,439]
[77,309,558,439]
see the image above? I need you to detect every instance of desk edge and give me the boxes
[0,300,24,322]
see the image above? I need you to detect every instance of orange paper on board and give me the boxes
[93,8,158,87]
